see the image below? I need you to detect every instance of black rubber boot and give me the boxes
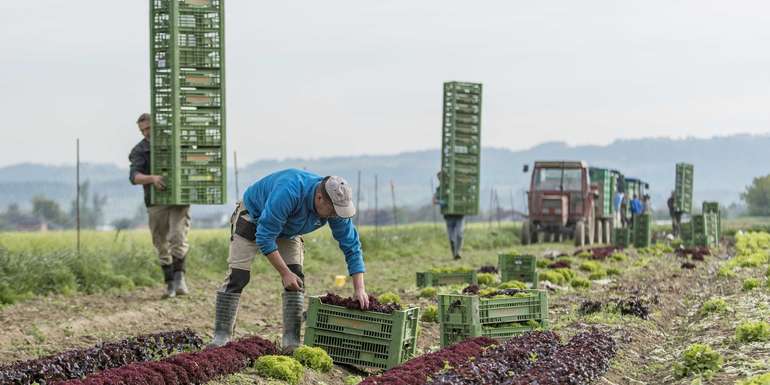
[161,264,175,299]
[172,257,189,295]
[282,291,304,353]
[210,291,241,347]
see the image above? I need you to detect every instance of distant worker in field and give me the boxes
[129,113,191,299]
[667,191,682,236]
[433,171,464,260]
[642,194,652,214]
[630,195,643,226]
[210,168,367,351]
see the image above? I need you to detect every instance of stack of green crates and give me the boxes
[416,270,477,288]
[439,82,482,216]
[692,213,719,247]
[304,296,420,369]
[438,290,548,347]
[633,213,652,248]
[674,163,694,213]
[681,221,693,245]
[614,227,632,248]
[702,202,721,241]
[150,0,227,205]
[589,168,612,218]
[498,253,538,288]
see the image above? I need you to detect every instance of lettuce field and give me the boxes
[0,222,769,384]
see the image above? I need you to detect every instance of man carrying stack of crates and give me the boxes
[210,169,368,352]
[138,0,229,298]
[436,81,482,259]
[129,113,191,299]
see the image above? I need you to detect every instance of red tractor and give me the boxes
[522,161,597,247]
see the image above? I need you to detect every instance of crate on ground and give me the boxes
[702,201,722,240]
[614,227,632,248]
[416,269,477,288]
[692,213,719,247]
[438,291,548,326]
[633,214,652,248]
[440,320,547,347]
[304,296,419,369]
[675,163,694,213]
[498,253,538,287]
[438,291,549,347]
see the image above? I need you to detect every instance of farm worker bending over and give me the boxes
[129,113,191,299]
[211,168,367,350]
[433,171,464,260]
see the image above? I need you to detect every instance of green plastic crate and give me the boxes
[440,81,482,216]
[440,318,548,347]
[438,291,548,326]
[702,202,721,240]
[633,214,652,248]
[681,221,693,244]
[674,163,694,213]
[614,227,631,248]
[150,0,226,205]
[589,168,613,218]
[498,253,538,287]
[304,297,419,369]
[416,270,477,288]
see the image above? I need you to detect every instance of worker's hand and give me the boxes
[355,288,369,310]
[152,175,166,191]
[281,271,303,291]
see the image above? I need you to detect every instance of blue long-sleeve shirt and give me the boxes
[630,199,643,215]
[242,168,365,276]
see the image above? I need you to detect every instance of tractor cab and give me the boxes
[523,161,596,246]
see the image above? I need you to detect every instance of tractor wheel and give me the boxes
[575,220,586,247]
[521,222,531,245]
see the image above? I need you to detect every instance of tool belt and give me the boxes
[234,208,257,241]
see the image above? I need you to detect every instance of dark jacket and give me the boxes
[129,138,151,207]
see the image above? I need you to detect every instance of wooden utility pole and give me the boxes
[390,180,398,227]
[355,170,361,226]
[430,177,438,228]
[374,174,379,237]
[76,138,81,255]
[488,187,495,228]
[233,151,240,201]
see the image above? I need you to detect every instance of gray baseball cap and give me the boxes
[324,176,356,218]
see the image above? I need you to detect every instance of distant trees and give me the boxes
[741,175,770,216]
[32,196,68,226]
[68,181,107,228]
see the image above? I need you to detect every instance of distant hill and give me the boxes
[0,134,766,223]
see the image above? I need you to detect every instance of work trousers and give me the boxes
[444,214,465,257]
[221,202,304,293]
[148,205,191,266]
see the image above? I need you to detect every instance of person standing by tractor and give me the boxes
[210,168,368,351]
[433,171,464,260]
[129,113,191,299]
[630,195,643,227]
[667,191,682,237]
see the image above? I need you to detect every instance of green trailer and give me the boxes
[150,0,227,205]
[439,82,482,216]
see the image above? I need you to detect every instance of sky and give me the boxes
[1,0,769,167]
